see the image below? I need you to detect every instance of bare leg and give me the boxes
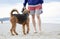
[36,15,41,32]
[32,15,37,32]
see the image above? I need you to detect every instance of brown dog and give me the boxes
[10,9,30,35]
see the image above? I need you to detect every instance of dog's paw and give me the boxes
[27,31,29,34]
[11,34,15,36]
[24,33,26,35]
[16,33,18,35]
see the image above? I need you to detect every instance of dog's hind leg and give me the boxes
[10,23,15,35]
[10,21,17,35]
[13,24,18,35]
[10,17,15,35]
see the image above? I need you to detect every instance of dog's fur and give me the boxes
[10,9,30,35]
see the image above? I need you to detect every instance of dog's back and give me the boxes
[10,9,29,24]
[13,14,28,24]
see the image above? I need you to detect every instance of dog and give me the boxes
[10,8,30,35]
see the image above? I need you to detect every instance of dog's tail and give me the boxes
[10,9,19,16]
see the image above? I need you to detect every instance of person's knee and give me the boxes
[37,15,40,19]
[32,15,35,19]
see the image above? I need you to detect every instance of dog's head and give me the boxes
[23,9,30,14]
[22,8,30,15]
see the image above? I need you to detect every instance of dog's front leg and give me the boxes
[22,24,26,35]
[26,23,29,34]
[26,19,30,34]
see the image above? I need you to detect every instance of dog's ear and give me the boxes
[28,10,30,13]
[23,9,30,14]
[21,7,26,12]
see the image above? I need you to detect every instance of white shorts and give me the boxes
[30,9,42,15]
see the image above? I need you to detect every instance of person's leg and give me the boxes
[31,14,37,32]
[36,14,41,32]
[30,10,37,32]
[35,4,42,32]
[36,9,42,32]
[28,5,37,32]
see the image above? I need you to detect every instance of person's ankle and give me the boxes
[34,31,37,33]
[34,30,37,33]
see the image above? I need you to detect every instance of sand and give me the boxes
[0,22,60,39]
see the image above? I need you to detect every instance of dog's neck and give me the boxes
[24,13,29,17]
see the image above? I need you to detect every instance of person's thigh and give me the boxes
[35,9,42,15]
[30,10,35,15]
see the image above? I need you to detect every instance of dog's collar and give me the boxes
[24,13,29,17]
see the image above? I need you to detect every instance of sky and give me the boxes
[0,0,60,4]
[0,0,22,4]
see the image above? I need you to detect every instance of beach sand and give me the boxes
[0,22,60,39]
